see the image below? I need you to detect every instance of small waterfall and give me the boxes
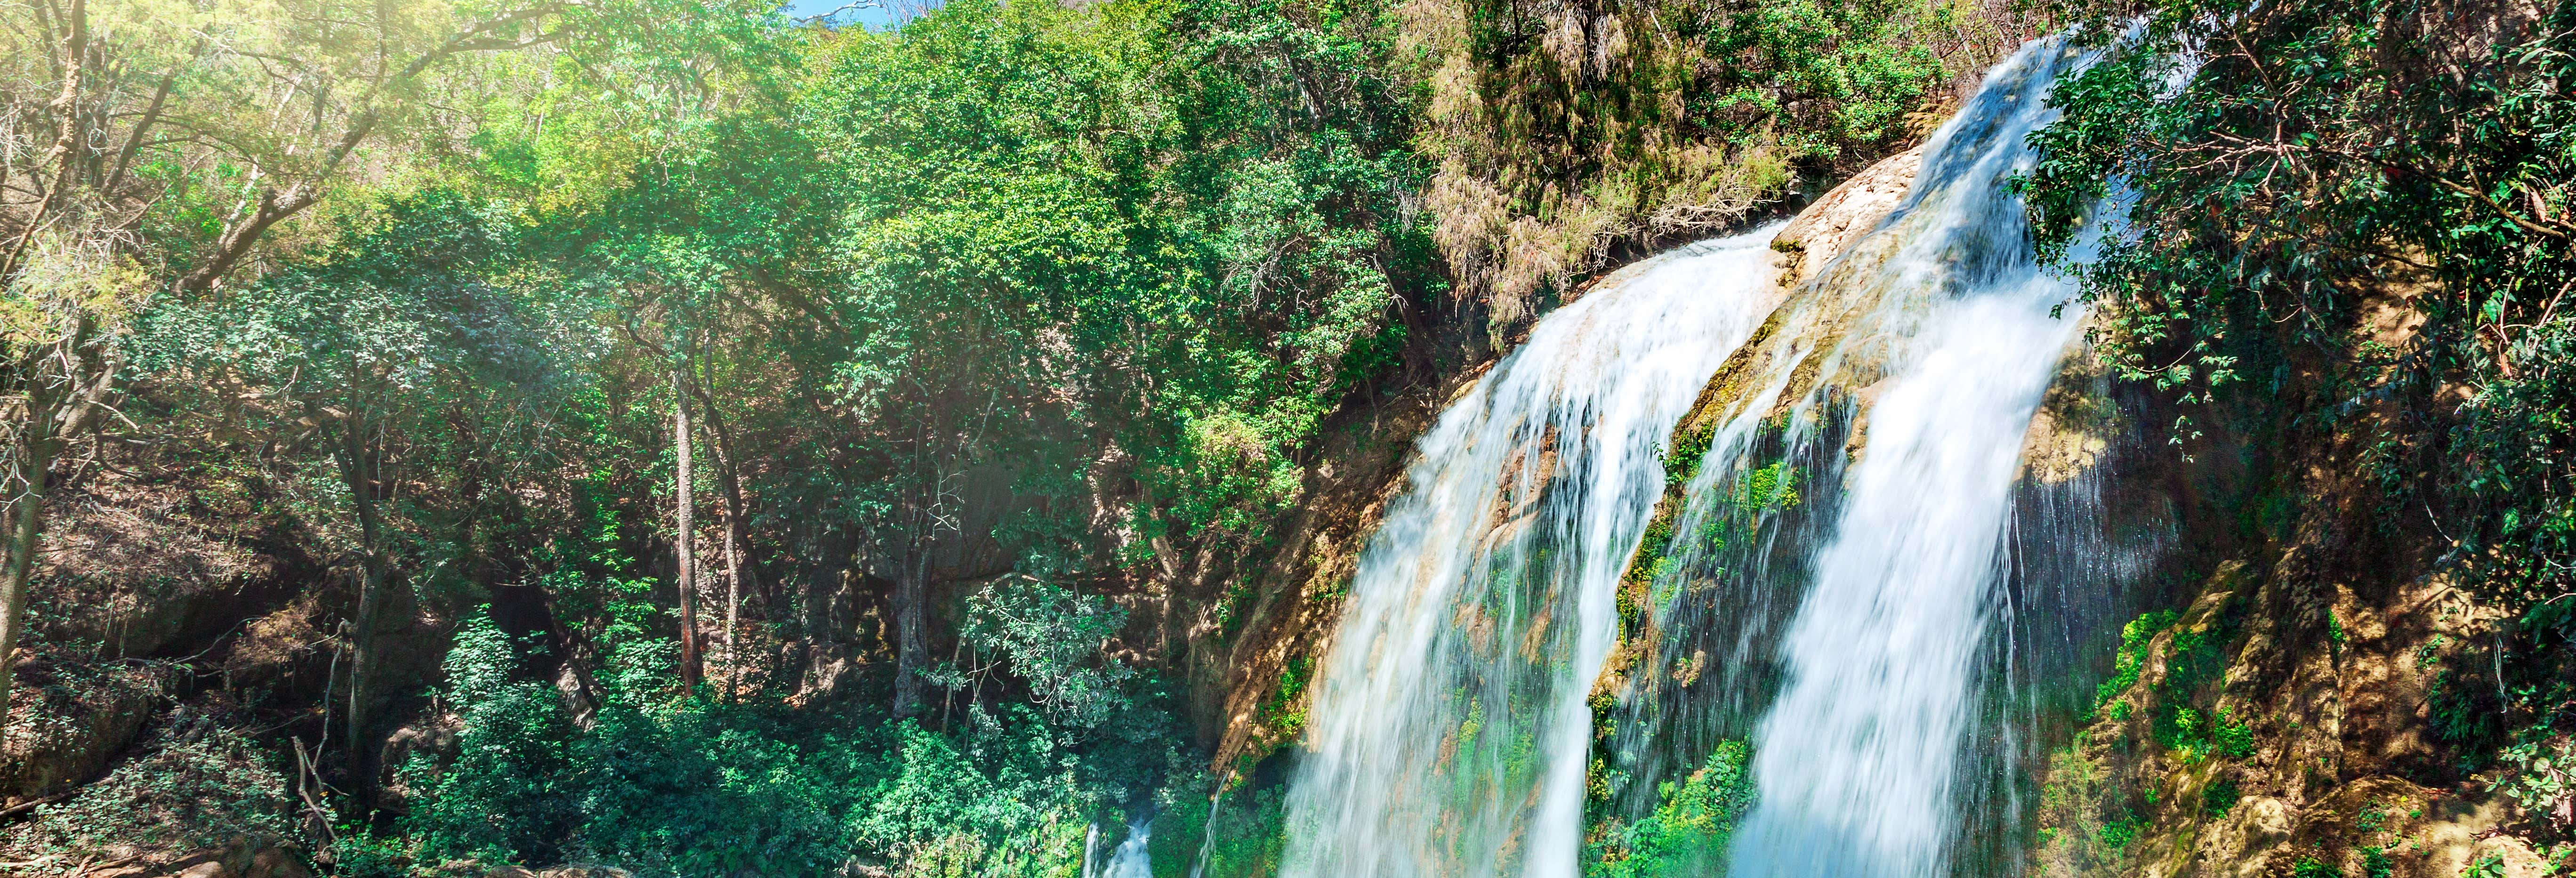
[1104,811,1153,878]
[1714,38,2095,877]
[1280,228,1788,878]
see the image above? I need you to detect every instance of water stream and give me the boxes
[1103,811,1153,878]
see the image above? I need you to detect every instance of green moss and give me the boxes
[2291,855,2343,878]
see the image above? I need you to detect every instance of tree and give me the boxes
[0,0,579,727]
[672,366,703,687]
[132,192,573,789]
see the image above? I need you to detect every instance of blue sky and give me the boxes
[779,0,906,30]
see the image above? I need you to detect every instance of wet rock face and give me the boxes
[2013,252,2576,876]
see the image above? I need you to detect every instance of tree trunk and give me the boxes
[723,517,742,698]
[672,369,700,688]
[0,324,113,732]
[344,564,381,775]
[333,401,392,790]
[0,418,59,729]
[688,379,756,696]
[892,556,926,717]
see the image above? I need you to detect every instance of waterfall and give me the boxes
[1103,811,1154,878]
[1719,38,2092,878]
[1279,228,1788,878]
[1281,34,2103,878]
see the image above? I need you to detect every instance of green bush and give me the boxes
[1587,741,1755,878]
[2201,777,2240,818]
[380,609,1158,877]
[400,613,578,864]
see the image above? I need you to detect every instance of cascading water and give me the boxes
[1281,34,2112,878]
[1103,812,1153,878]
[1719,38,2094,877]
[1279,229,1789,878]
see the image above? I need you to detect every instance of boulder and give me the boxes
[0,658,169,806]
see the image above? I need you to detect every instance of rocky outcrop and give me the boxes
[2028,262,2571,876]
[1,472,317,812]
[29,476,295,662]
[1204,363,1472,774]
[2019,344,2119,484]
[1772,143,1925,288]
[2031,555,2560,877]
[0,659,169,808]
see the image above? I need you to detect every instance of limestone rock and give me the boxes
[1773,143,1926,288]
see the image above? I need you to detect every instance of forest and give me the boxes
[0,0,2569,873]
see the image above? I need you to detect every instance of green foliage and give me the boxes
[802,0,1436,555]
[0,713,296,861]
[2211,709,2258,759]
[839,713,1096,876]
[1728,463,1802,514]
[400,613,579,863]
[2086,601,2254,763]
[2097,819,2138,850]
[2494,732,2574,825]
[2428,667,2504,750]
[2360,846,2393,878]
[1692,0,1953,157]
[1412,0,1970,322]
[2088,610,2175,719]
[1148,771,1288,878]
[10,0,2066,872]
[2290,855,2343,878]
[2203,776,2241,818]
[952,578,1138,731]
[378,610,1150,877]
[2026,0,2576,791]
[1263,656,1316,739]
[1663,426,1718,489]
[1586,741,1755,878]
[2416,635,2448,671]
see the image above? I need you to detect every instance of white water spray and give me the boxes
[1279,228,1788,878]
